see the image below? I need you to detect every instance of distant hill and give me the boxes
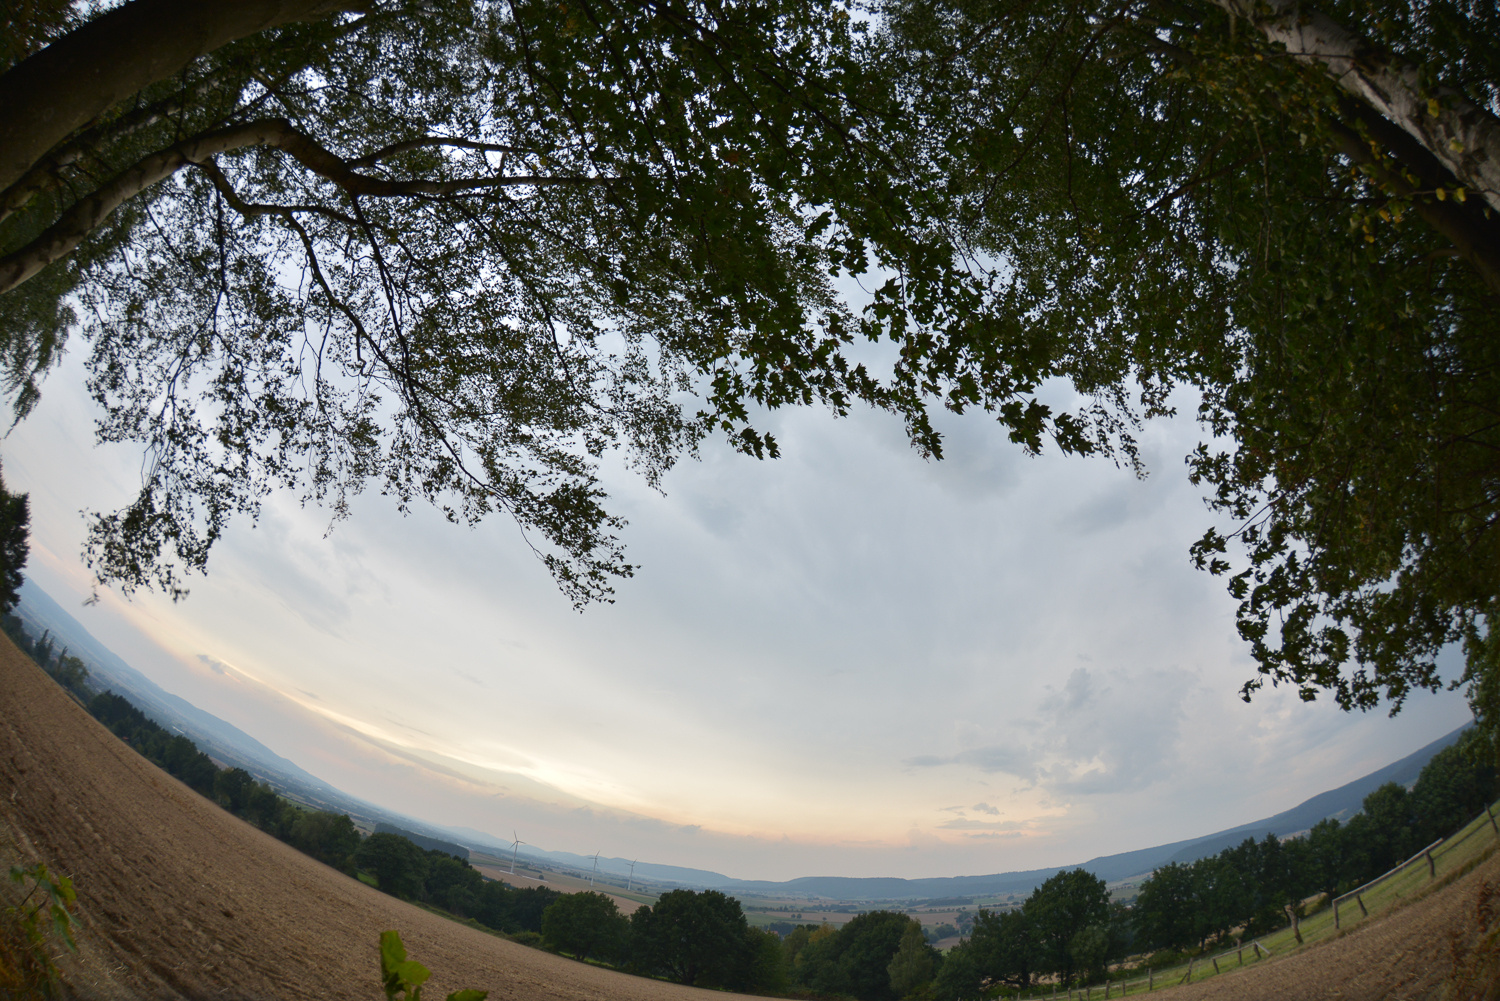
[12,578,391,823]
[375,822,469,859]
[17,577,1470,904]
[431,722,1470,902]
[707,724,1469,899]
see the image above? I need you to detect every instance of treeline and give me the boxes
[85,689,569,938]
[931,731,1497,998]
[1131,732,1497,955]
[529,887,929,997]
[3,607,574,944]
[350,831,563,936]
[86,691,362,870]
[2,616,89,695]
[25,619,1497,999]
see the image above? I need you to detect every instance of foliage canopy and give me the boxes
[1,0,1498,735]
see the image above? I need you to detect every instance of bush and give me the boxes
[0,863,76,998]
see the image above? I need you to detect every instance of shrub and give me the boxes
[0,863,76,998]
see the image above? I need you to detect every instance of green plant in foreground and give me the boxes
[380,930,486,1001]
[1,863,77,998]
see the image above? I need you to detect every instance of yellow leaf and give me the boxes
[1449,138,1465,153]
[1455,187,1467,203]
[1435,187,1447,201]
[1428,97,1441,117]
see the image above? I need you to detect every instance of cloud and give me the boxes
[904,665,1197,797]
[936,817,1026,832]
[904,744,1036,781]
[972,802,1000,815]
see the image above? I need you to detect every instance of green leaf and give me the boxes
[380,930,408,977]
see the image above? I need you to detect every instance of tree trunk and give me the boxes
[1220,0,1500,215]
[0,0,368,197]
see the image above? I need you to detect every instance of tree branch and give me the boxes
[348,136,530,168]
[0,118,610,295]
[1218,0,1500,215]
[1322,108,1500,294]
[0,0,373,196]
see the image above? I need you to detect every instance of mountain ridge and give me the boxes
[17,577,1470,900]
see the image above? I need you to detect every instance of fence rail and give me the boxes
[1013,799,1500,1000]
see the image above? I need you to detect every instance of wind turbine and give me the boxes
[627,859,638,893]
[509,831,526,875]
[588,850,602,887]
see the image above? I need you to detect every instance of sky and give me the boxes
[2,342,1474,882]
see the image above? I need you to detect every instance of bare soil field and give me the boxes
[0,639,718,1000]
[0,635,1493,1000]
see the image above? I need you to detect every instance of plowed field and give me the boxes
[0,636,1492,999]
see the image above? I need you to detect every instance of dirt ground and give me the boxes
[0,637,1493,1000]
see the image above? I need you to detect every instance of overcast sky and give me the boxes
[3,343,1472,882]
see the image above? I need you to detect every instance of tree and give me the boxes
[424,852,486,917]
[930,939,981,1001]
[1410,732,1499,845]
[0,0,1099,611]
[880,0,1500,741]
[967,907,1036,991]
[286,809,361,871]
[629,889,749,988]
[1068,924,1109,987]
[1358,782,1420,875]
[743,925,792,994]
[213,766,255,814]
[1305,818,1352,900]
[1023,869,1109,986]
[540,890,627,964]
[0,462,28,613]
[886,919,937,999]
[813,909,914,1001]
[353,831,429,898]
[6,0,1497,748]
[1134,863,1197,954]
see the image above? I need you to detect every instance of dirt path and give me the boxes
[0,635,1491,999]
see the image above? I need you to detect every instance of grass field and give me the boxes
[1015,801,1500,999]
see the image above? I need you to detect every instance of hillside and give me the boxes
[15,577,1471,902]
[2,633,1495,999]
[0,636,719,1000]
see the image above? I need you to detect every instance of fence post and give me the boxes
[1253,943,1261,960]
[1427,849,1436,878]
[1238,946,1244,965]
[1179,959,1193,985]
[1356,893,1368,917]
[1211,957,1220,975]
[1334,898,1340,929]
[1148,968,1153,991]
[1488,804,1499,836]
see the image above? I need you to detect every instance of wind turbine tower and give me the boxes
[627,859,638,893]
[509,831,526,876]
[588,850,601,887]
